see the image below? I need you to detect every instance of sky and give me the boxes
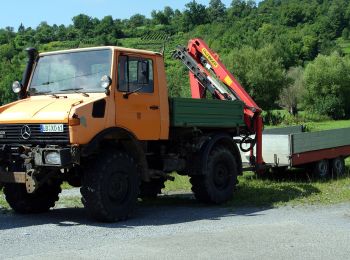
[0,0,237,30]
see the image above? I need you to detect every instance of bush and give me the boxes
[303,52,350,119]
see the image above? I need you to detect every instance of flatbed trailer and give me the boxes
[241,126,350,177]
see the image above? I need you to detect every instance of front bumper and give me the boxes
[33,147,79,167]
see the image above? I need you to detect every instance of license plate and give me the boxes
[40,124,64,133]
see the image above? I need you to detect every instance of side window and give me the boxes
[118,55,154,93]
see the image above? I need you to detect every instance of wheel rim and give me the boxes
[108,171,129,203]
[334,159,344,175]
[213,162,230,190]
[318,161,328,177]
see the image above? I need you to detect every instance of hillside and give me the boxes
[1,0,350,119]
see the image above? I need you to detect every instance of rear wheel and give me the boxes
[4,179,62,214]
[80,151,140,222]
[332,157,345,178]
[190,146,238,204]
[313,160,330,179]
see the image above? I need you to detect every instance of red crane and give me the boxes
[173,38,264,170]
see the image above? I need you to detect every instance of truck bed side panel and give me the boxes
[170,98,244,128]
[292,128,350,154]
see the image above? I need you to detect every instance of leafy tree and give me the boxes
[223,45,288,109]
[229,0,255,18]
[72,14,93,37]
[128,14,147,28]
[303,52,350,119]
[151,7,175,25]
[208,0,226,22]
[35,22,54,43]
[279,67,304,115]
[182,1,208,31]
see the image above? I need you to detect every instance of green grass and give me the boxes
[229,171,350,207]
[304,120,350,131]
[164,156,350,207]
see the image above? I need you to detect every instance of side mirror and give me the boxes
[137,60,149,85]
[12,81,23,94]
[100,75,112,95]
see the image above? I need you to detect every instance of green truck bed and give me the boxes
[169,97,244,128]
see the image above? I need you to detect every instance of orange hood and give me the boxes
[0,95,90,123]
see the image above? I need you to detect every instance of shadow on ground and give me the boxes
[0,177,321,231]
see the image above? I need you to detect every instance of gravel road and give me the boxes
[0,190,349,260]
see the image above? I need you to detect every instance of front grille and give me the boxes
[0,124,69,144]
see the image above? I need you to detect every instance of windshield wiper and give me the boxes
[60,88,89,97]
[41,81,54,85]
[123,86,144,99]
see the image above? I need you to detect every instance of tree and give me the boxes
[208,0,226,22]
[222,45,288,110]
[182,0,208,31]
[229,0,255,18]
[279,67,304,115]
[151,7,174,26]
[128,14,147,28]
[72,14,93,37]
[303,52,350,119]
[34,22,54,43]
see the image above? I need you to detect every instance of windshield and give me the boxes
[30,49,112,94]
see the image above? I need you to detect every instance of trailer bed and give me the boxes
[241,126,350,167]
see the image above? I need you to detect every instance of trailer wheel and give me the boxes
[80,151,140,222]
[3,179,61,214]
[332,157,345,178]
[190,146,238,204]
[313,160,330,179]
[139,178,166,199]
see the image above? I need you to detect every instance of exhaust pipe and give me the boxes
[19,47,38,99]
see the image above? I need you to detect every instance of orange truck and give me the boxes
[0,40,257,222]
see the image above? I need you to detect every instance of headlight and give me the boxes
[45,151,61,165]
[12,81,22,94]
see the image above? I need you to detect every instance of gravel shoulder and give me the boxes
[0,190,349,260]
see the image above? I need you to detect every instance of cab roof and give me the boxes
[39,46,163,57]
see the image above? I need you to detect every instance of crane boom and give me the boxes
[173,38,264,169]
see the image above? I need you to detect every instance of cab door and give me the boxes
[115,53,161,140]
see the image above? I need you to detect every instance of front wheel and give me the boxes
[3,179,62,214]
[190,146,238,204]
[80,151,140,222]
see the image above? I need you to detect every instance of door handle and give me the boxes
[149,105,159,110]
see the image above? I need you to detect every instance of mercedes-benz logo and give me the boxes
[21,125,31,140]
